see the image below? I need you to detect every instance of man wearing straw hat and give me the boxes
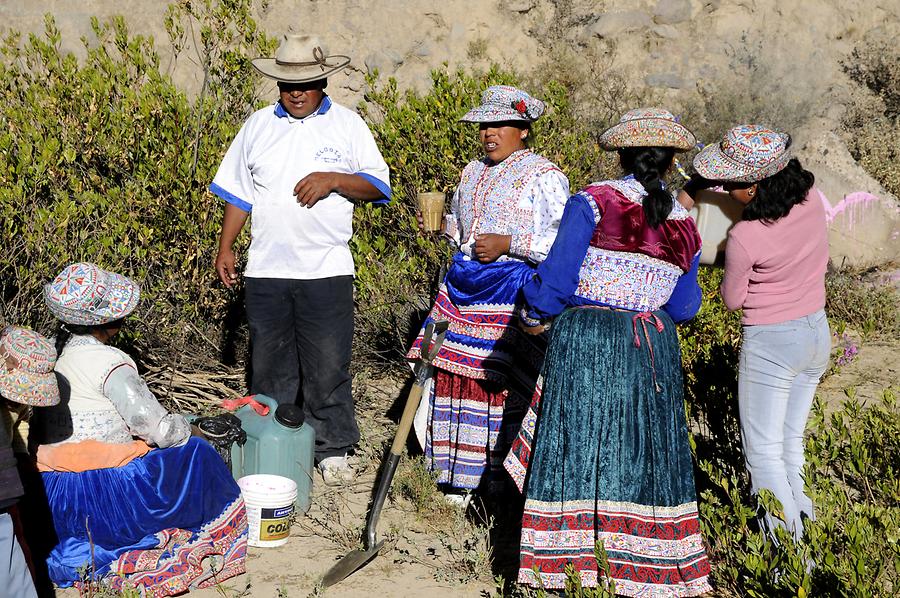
[211,34,391,486]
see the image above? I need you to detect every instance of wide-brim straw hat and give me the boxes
[694,125,792,183]
[251,34,350,83]
[598,107,696,152]
[44,262,140,326]
[460,85,545,123]
[0,326,60,407]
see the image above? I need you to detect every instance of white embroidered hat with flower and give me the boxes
[460,85,545,123]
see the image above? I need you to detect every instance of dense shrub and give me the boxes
[697,389,900,598]
[841,32,900,197]
[0,5,274,363]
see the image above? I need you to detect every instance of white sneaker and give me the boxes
[443,490,473,510]
[318,455,354,486]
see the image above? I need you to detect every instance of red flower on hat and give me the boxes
[513,99,527,115]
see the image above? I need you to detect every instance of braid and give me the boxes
[55,323,93,355]
[618,147,677,228]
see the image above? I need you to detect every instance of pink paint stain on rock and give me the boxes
[818,189,875,227]
[816,188,899,229]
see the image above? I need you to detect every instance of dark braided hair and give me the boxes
[618,147,677,228]
[54,320,124,355]
[742,158,815,223]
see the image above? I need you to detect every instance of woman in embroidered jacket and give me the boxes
[504,109,712,595]
[34,262,248,595]
[407,85,570,498]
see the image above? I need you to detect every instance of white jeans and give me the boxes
[0,512,37,598]
[738,309,830,542]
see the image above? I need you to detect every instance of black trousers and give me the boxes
[245,276,359,460]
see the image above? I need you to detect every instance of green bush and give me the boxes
[698,389,900,598]
[0,5,273,363]
[825,268,900,339]
[841,32,900,198]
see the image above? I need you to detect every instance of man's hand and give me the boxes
[294,172,337,208]
[215,247,239,288]
[473,233,511,263]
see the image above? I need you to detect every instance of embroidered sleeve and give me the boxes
[522,192,598,320]
[103,365,191,448]
[509,169,571,263]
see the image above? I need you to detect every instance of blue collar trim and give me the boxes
[274,95,333,120]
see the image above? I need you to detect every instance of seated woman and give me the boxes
[504,109,712,595]
[0,325,61,598]
[35,262,247,594]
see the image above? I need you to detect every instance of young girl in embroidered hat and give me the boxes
[0,326,60,598]
[406,85,570,506]
[34,262,248,595]
[504,107,712,595]
[694,125,830,545]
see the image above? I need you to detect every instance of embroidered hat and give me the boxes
[693,125,792,182]
[460,85,545,123]
[251,34,350,83]
[598,107,696,152]
[0,326,60,407]
[44,263,140,326]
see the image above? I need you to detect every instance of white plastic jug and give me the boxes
[689,191,744,266]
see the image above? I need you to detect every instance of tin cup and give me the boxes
[417,192,445,232]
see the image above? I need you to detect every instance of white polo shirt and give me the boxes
[210,97,391,279]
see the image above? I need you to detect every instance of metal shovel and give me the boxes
[320,319,449,587]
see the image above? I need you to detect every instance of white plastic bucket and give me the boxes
[689,191,745,266]
[238,474,297,548]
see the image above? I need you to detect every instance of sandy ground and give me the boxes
[53,332,898,598]
[185,471,494,598]
[817,338,899,411]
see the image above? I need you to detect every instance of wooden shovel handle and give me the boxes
[390,381,424,456]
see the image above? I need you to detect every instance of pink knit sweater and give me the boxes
[720,188,829,325]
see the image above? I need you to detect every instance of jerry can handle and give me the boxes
[221,394,271,416]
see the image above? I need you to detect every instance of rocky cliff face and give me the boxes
[2,0,898,264]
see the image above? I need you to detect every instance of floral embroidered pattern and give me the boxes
[574,247,681,312]
[455,150,563,250]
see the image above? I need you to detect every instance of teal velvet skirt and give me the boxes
[504,307,712,595]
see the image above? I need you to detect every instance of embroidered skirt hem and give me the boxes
[42,437,248,595]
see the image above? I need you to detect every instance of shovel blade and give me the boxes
[320,541,385,587]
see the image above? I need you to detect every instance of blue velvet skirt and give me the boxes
[42,437,247,595]
[504,307,712,595]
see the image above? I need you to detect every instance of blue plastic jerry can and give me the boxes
[230,394,315,514]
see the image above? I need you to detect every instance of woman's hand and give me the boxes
[474,233,511,263]
[519,320,549,335]
[190,424,208,440]
[415,211,446,234]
